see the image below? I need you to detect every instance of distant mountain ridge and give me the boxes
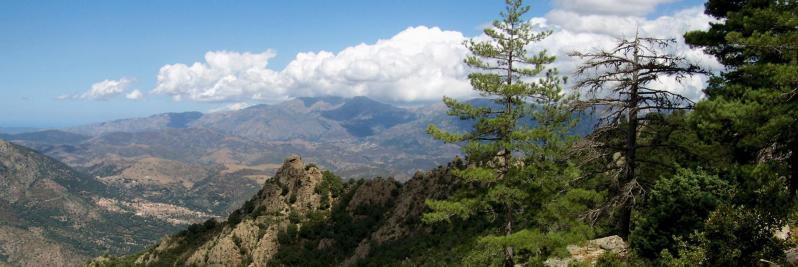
[7,96,596,180]
[40,96,463,179]
[65,111,204,136]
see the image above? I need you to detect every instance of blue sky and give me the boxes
[0,0,707,128]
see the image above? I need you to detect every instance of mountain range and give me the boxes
[31,96,464,179]
[0,96,468,265]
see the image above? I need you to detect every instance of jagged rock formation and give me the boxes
[95,155,462,266]
[129,155,324,266]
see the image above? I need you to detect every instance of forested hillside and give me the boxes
[0,140,181,266]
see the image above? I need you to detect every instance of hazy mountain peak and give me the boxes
[321,96,417,137]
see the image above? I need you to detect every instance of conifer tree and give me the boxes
[671,3,798,261]
[569,34,703,238]
[423,0,580,265]
[685,0,798,196]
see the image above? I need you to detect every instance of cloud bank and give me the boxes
[152,27,470,103]
[149,3,720,104]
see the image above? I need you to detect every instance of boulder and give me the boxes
[544,235,628,267]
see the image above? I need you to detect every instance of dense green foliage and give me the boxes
[630,169,731,257]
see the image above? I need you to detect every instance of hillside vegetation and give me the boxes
[0,140,181,266]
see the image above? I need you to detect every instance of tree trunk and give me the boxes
[503,207,514,267]
[790,140,797,196]
[619,35,641,239]
[617,205,632,239]
[501,21,516,267]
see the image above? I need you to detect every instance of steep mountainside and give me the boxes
[0,140,181,266]
[91,155,472,266]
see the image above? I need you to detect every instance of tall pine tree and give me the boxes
[423,0,582,265]
[673,3,798,262]
[685,0,798,196]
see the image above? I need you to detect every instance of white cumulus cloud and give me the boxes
[280,26,471,102]
[125,89,144,100]
[153,50,287,102]
[78,78,133,100]
[149,5,720,104]
[152,26,470,104]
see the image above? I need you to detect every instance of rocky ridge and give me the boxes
[129,155,325,266]
[95,155,462,266]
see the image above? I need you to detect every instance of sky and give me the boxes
[0,0,714,128]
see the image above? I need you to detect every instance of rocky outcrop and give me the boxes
[132,154,324,267]
[277,155,324,213]
[544,235,629,267]
[103,156,462,266]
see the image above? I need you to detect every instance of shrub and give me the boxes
[631,168,730,257]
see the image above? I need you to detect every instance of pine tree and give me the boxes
[685,0,798,196]
[422,0,580,265]
[672,3,798,261]
[569,34,704,238]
